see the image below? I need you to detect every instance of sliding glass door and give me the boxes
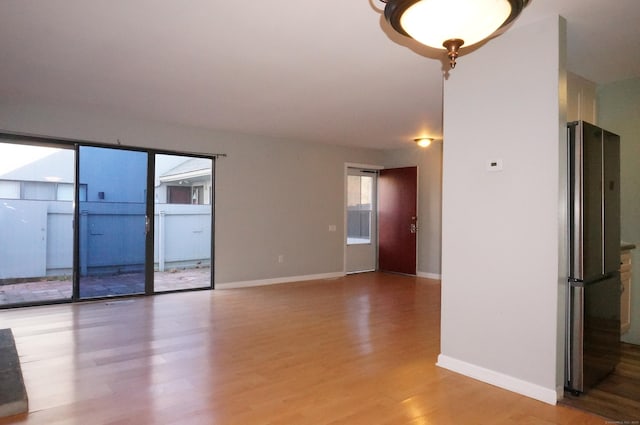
[1,136,214,307]
[0,141,75,306]
[77,146,150,299]
[153,154,213,292]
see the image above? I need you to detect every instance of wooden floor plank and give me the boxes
[0,272,608,424]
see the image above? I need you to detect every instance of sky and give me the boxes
[0,143,60,176]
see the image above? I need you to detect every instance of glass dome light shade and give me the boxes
[385,0,529,49]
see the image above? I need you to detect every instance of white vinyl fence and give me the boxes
[0,199,211,280]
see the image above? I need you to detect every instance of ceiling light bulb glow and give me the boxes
[415,138,432,147]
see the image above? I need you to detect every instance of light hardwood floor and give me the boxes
[0,272,606,424]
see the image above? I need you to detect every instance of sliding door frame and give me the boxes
[145,153,155,295]
[0,133,76,308]
[0,130,218,307]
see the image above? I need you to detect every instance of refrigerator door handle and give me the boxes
[601,135,606,275]
[569,123,584,280]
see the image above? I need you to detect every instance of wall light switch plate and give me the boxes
[328,225,337,232]
[486,159,503,172]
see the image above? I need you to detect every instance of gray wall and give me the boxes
[0,100,385,284]
[215,134,384,282]
[598,78,640,344]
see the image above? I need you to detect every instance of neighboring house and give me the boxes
[155,157,212,205]
[0,150,212,205]
[0,149,76,201]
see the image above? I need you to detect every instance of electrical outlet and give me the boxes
[278,255,284,263]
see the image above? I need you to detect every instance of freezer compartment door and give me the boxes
[567,276,621,393]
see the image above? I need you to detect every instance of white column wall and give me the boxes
[438,16,567,404]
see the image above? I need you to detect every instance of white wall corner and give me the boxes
[436,354,559,405]
[555,13,570,400]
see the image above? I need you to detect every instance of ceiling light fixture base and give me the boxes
[442,38,464,69]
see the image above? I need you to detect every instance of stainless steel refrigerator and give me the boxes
[566,121,621,394]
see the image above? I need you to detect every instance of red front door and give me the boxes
[378,167,417,274]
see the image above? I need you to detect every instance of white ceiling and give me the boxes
[0,0,639,150]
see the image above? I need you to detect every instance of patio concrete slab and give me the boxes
[0,268,211,306]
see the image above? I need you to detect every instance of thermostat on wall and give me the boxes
[486,159,503,172]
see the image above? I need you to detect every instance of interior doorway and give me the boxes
[344,164,418,276]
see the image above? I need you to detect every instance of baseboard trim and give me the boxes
[417,271,441,280]
[217,272,345,289]
[436,354,558,405]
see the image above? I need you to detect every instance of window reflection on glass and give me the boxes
[347,175,373,245]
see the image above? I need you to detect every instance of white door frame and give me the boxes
[343,162,384,274]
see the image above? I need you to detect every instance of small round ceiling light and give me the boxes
[414,137,433,148]
[383,0,530,68]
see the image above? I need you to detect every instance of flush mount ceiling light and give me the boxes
[414,137,433,147]
[382,0,529,69]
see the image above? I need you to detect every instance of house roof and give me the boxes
[0,1,638,150]
[0,149,75,183]
[159,158,211,183]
